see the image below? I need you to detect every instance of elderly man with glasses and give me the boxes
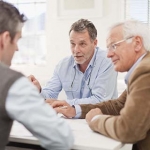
[52,20,150,150]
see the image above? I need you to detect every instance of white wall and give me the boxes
[12,0,127,96]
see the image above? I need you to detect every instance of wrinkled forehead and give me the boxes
[106,25,123,45]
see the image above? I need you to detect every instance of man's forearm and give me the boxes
[80,90,127,118]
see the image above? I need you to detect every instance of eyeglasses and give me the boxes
[107,36,133,52]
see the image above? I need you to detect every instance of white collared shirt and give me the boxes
[6,77,74,150]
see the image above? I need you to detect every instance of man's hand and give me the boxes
[51,100,76,118]
[28,75,41,92]
[86,108,103,124]
[45,99,57,105]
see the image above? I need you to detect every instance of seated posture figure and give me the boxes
[0,1,74,150]
[51,20,150,150]
[29,19,118,106]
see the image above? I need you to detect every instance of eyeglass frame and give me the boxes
[107,36,134,52]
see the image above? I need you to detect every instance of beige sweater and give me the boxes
[80,52,150,150]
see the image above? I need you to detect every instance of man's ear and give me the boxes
[134,36,142,52]
[1,31,11,50]
[0,35,2,50]
[94,39,98,48]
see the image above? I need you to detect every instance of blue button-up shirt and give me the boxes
[41,47,118,106]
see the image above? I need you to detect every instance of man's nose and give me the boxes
[107,50,114,58]
[74,45,80,53]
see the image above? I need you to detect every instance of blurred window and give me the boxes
[125,0,149,24]
[4,0,47,65]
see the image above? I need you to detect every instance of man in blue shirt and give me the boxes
[29,19,118,105]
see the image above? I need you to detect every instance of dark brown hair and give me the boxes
[69,19,97,41]
[0,1,26,40]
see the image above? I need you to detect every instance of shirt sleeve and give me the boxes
[6,77,74,150]
[41,66,62,99]
[91,115,101,122]
[73,105,82,118]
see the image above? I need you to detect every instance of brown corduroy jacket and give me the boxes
[80,52,150,150]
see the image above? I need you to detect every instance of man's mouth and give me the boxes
[74,55,83,58]
[112,59,119,64]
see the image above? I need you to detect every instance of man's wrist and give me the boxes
[72,105,82,119]
[91,115,101,122]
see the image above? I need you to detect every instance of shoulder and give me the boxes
[0,63,23,87]
[0,63,23,76]
[130,52,150,83]
[8,77,42,104]
[10,77,39,93]
[138,52,150,69]
[134,52,150,74]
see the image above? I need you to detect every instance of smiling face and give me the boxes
[106,25,143,72]
[69,29,97,69]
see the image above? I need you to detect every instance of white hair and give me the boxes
[109,20,150,51]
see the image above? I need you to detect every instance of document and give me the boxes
[10,121,33,137]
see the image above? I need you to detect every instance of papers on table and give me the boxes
[10,121,33,137]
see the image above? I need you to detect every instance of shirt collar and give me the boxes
[125,52,147,84]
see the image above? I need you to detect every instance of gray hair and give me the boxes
[0,1,26,41]
[109,20,150,51]
[69,19,97,41]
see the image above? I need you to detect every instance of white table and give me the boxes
[9,119,132,150]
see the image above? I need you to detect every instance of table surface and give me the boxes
[9,118,132,150]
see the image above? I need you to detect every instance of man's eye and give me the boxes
[112,44,116,49]
[81,43,86,46]
[71,43,75,46]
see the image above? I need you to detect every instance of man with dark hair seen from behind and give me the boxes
[0,1,74,150]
